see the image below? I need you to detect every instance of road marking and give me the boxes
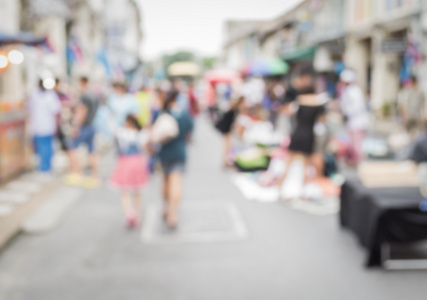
[141,202,248,244]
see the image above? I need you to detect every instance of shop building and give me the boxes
[311,0,346,72]
[0,0,28,183]
[222,20,265,70]
[346,0,426,112]
[0,0,144,183]
[66,0,105,79]
[221,0,427,113]
[103,0,143,81]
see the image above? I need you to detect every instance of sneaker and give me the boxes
[82,177,100,189]
[126,216,135,228]
[64,173,82,186]
[126,214,140,229]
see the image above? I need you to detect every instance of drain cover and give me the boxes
[141,202,247,243]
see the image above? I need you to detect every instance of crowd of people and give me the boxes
[28,77,196,229]
[212,66,370,179]
[27,65,378,228]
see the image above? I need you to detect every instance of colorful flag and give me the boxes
[400,35,423,84]
[66,34,84,63]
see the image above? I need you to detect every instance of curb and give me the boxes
[0,176,62,251]
[0,141,114,251]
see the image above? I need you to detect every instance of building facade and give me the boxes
[0,0,26,182]
[103,0,143,81]
[0,0,143,183]
[222,0,427,114]
[346,0,426,111]
[222,20,265,70]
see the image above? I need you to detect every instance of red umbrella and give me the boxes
[205,69,239,84]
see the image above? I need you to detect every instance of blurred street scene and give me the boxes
[1,0,427,299]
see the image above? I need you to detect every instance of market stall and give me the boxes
[341,179,427,268]
[0,106,27,183]
[0,32,51,183]
[226,113,342,215]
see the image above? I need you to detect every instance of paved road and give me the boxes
[0,118,426,300]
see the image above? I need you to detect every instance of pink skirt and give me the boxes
[109,155,149,190]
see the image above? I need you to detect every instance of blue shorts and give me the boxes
[71,125,96,153]
[161,160,186,176]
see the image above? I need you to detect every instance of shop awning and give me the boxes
[281,47,315,62]
[168,62,199,77]
[0,32,51,49]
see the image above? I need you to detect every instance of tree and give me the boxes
[162,51,195,72]
[202,57,216,71]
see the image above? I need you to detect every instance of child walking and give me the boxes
[109,114,149,228]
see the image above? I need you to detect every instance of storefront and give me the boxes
[0,54,27,183]
[345,0,424,112]
[0,33,49,183]
[0,106,27,183]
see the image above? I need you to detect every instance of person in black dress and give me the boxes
[279,67,327,198]
[288,104,326,155]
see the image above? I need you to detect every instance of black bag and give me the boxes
[215,109,236,134]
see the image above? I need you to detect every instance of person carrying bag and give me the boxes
[151,111,179,145]
[150,90,194,228]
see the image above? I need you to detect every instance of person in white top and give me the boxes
[340,69,369,165]
[241,77,265,107]
[28,79,61,172]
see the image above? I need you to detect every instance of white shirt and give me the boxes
[241,78,265,107]
[115,128,149,155]
[341,84,369,130]
[28,89,61,136]
[107,117,149,155]
[108,93,139,126]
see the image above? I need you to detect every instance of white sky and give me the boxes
[139,0,301,60]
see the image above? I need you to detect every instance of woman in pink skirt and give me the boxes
[109,114,149,228]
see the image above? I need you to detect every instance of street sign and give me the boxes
[381,39,407,53]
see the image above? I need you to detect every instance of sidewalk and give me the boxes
[0,135,113,250]
[0,172,62,248]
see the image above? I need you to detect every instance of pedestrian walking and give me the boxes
[205,82,218,123]
[136,85,152,128]
[262,80,284,129]
[241,76,265,107]
[28,79,61,174]
[398,76,426,140]
[109,114,149,228]
[215,96,245,167]
[144,87,165,174]
[151,87,165,124]
[109,82,140,126]
[66,77,100,188]
[340,69,369,166]
[155,90,194,228]
[188,81,200,118]
[54,78,73,163]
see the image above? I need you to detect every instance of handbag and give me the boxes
[151,112,179,144]
[215,110,236,134]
